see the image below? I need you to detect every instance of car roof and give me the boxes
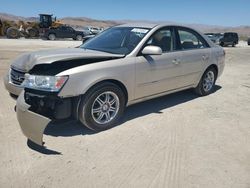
[116,23,203,30]
[116,23,158,28]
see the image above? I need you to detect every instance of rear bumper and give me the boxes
[16,91,51,146]
[3,73,23,97]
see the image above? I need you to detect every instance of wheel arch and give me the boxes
[194,64,219,88]
[85,79,129,105]
[206,64,218,78]
[73,79,129,121]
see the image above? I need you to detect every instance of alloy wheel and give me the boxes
[91,91,120,124]
[203,70,215,92]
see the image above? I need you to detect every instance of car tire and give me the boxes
[6,27,20,39]
[220,42,224,47]
[27,28,39,38]
[78,82,126,131]
[75,35,83,41]
[232,42,236,47]
[48,33,56,40]
[194,67,217,96]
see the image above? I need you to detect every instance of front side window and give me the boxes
[80,27,150,55]
[178,29,208,50]
[146,28,173,52]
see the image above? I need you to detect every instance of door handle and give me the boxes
[172,59,180,65]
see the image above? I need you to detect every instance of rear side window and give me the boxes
[177,29,208,50]
[224,33,232,37]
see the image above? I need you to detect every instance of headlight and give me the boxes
[22,74,68,92]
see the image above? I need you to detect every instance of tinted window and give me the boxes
[224,33,232,37]
[178,29,208,50]
[146,28,173,52]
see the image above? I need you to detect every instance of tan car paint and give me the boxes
[57,57,136,101]
[12,24,224,146]
[16,91,51,145]
[4,73,22,96]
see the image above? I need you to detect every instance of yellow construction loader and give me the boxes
[0,14,63,38]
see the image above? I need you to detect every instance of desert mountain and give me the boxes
[1,12,249,38]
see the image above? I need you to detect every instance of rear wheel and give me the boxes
[48,33,56,40]
[220,42,224,47]
[79,82,126,131]
[75,35,83,41]
[194,67,217,96]
[232,42,236,47]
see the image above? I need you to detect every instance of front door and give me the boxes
[135,27,183,99]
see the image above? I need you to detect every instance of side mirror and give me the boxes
[142,45,162,55]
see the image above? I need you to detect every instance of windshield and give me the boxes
[80,27,150,55]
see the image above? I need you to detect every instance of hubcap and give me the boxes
[91,91,120,124]
[203,71,215,92]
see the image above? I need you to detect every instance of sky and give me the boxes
[0,0,249,26]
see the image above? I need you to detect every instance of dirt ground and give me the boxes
[0,39,249,188]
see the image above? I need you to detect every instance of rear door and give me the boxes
[175,27,211,86]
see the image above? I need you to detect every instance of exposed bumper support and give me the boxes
[16,91,51,146]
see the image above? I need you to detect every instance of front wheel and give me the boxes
[194,68,217,96]
[79,82,126,131]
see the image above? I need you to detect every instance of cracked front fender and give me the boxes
[16,91,51,146]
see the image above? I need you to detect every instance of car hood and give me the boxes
[11,48,124,72]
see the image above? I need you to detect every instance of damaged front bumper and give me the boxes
[16,91,51,146]
[16,90,78,146]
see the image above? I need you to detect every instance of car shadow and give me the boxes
[31,86,221,154]
[45,86,221,137]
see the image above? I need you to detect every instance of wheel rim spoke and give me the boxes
[109,99,116,105]
[96,97,105,106]
[109,106,116,112]
[105,112,111,121]
[97,112,105,121]
[105,93,110,103]
[92,107,102,113]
